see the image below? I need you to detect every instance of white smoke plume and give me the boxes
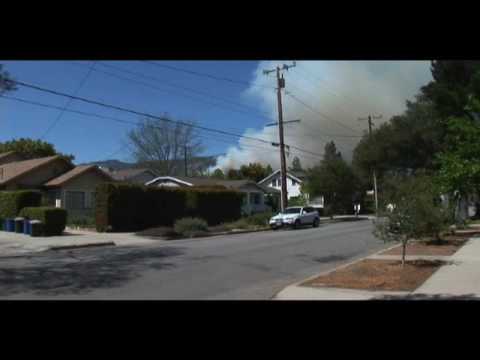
[214,61,433,172]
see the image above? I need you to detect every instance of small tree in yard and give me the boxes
[373,175,454,266]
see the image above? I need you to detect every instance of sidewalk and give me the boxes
[0,229,160,257]
[275,236,480,300]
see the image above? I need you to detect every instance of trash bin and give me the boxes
[30,220,43,237]
[23,218,31,235]
[14,217,25,233]
[7,218,15,232]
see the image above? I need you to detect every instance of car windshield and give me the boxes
[282,208,301,214]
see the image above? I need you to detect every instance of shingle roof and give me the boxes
[107,168,157,181]
[148,176,270,192]
[45,165,113,187]
[0,156,62,185]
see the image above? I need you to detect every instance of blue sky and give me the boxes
[0,61,270,164]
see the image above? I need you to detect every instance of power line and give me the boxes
[40,61,97,139]
[2,86,325,163]
[97,61,272,118]
[285,92,362,135]
[142,61,275,90]
[65,61,274,123]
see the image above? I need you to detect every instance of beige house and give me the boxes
[44,165,113,217]
[0,154,113,217]
[146,176,279,215]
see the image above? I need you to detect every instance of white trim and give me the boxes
[145,176,194,187]
[257,169,303,185]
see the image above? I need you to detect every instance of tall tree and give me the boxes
[304,142,357,214]
[239,162,272,182]
[0,138,74,163]
[211,168,225,179]
[128,116,204,176]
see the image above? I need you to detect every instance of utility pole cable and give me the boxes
[264,62,296,212]
[358,114,382,217]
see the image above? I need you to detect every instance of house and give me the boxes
[146,176,278,215]
[0,154,113,216]
[44,165,113,217]
[0,151,24,166]
[257,169,305,199]
[257,169,324,209]
[0,155,73,190]
[101,167,158,185]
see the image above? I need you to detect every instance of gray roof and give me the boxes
[149,176,273,192]
[106,168,157,181]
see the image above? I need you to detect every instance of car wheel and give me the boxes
[293,219,301,229]
[313,218,320,228]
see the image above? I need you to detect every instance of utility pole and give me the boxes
[358,114,382,216]
[263,62,296,212]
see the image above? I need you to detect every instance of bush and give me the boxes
[0,190,42,218]
[95,183,244,232]
[174,217,208,237]
[67,215,95,228]
[244,211,273,226]
[20,207,67,236]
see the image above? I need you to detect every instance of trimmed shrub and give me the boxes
[174,217,208,237]
[95,183,243,232]
[67,214,95,228]
[0,190,42,218]
[20,207,67,236]
[244,211,273,226]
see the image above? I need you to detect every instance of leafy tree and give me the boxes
[436,96,480,224]
[128,116,204,175]
[0,64,16,95]
[304,142,357,214]
[373,174,454,266]
[226,163,274,182]
[0,138,74,163]
[211,168,225,179]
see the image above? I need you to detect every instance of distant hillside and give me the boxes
[84,155,219,175]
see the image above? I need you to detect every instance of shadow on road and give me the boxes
[0,246,185,296]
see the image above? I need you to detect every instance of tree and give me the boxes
[373,174,454,266]
[0,138,74,163]
[128,116,204,176]
[239,162,272,182]
[225,163,273,182]
[436,96,480,225]
[0,64,16,95]
[304,142,357,215]
[289,156,303,173]
[211,168,225,179]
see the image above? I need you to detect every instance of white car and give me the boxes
[269,206,320,230]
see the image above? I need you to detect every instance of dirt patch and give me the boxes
[302,259,445,291]
[381,238,468,256]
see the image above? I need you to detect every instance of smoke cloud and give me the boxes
[214,61,433,171]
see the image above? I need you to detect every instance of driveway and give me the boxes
[0,219,388,299]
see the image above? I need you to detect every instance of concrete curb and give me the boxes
[49,242,116,251]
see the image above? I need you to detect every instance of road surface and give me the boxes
[0,219,388,299]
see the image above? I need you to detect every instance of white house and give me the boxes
[145,176,279,215]
[257,170,324,209]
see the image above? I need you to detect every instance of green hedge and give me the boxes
[95,183,244,232]
[0,190,42,218]
[19,207,67,236]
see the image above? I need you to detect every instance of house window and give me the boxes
[292,179,297,186]
[66,191,86,210]
[250,192,261,205]
[85,192,96,209]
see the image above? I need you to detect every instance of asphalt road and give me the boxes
[0,219,389,299]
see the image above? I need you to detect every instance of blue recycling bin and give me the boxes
[23,219,31,235]
[7,218,15,232]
